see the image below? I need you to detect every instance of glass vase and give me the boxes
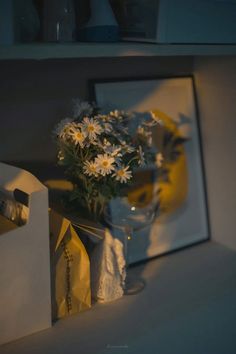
[103,191,159,295]
[43,0,76,42]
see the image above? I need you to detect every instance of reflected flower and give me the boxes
[156,153,164,167]
[137,145,145,166]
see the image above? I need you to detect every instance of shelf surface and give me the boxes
[1,43,236,60]
[1,241,236,354]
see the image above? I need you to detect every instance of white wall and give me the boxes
[194,56,236,250]
[0,57,193,162]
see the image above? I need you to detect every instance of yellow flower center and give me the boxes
[88,125,95,132]
[102,161,109,167]
[76,132,83,140]
[117,169,125,176]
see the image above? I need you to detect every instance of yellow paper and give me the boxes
[49,209,91,320]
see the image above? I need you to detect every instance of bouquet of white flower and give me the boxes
[53,100,162,220]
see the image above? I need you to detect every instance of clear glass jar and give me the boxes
[43,0,76,42]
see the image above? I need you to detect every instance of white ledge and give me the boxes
[1,241,236,354]
[1,43,236,60]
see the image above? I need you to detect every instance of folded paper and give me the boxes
[49,209,91,320]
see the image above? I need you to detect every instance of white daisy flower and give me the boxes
[72,99,93,118]
[113,166,132,183]
[70,128,86,147]
[137,145,145,166]
[95,153,115,176]
[83,161,99,177]
[120,140,135,153]
[81,117,103,140]
[53,118,73,139]
[156,153,164,167]
[104,144,122,157]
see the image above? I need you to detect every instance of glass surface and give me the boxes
[43,0,76,42]
[104,184,159,295]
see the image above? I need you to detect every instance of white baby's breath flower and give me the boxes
[137,145,145,166]
[96,138,110,151]
[113,166,132,183]
[81,117,103,140]
[72,99,93,118]
[83,161,99,177]
[109,110,125,120]
[95,154,115,176]
[103,122,113,133]
[156,153,164,167]
[53,118,73,139]
[103,138,111,146]
[95,114,110,122]
[58,150,65,161]
[110,110,120,118]
[69,128,86,147]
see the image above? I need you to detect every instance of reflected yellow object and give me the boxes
[160,150,188,214]
[128,109,188,215]
[128,183,155,208]
[153,109,188,214]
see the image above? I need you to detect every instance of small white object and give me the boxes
[90,228,126,303]
[0,163,51,345]
[78,0,119,42]
[87,0,118,27]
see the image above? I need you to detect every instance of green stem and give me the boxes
[127,155,139,165]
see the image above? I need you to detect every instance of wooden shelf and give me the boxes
[1,43,236,60]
